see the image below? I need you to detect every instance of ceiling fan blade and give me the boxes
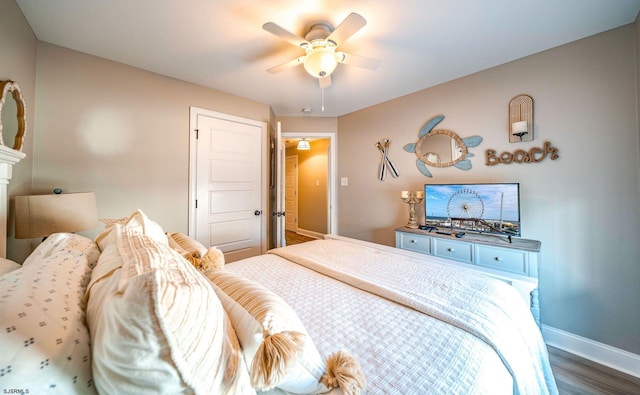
[326,12,367,47]
[263,22,309,48]
[337,52,381,70]
[319,75,332,88]
[267,55,306,74]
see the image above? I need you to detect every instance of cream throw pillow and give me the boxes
[166,232,225,272]
[94,209,168,251]
[207,270,364,394]
[86,226,253,395]
[166,231,207,257]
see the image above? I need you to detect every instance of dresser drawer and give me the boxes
[475,245,528,276]
[433,239,472,264]
[397,232,431,254]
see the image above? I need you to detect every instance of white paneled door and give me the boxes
[189,107,266,263]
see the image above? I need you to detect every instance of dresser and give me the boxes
[395,227,541,325]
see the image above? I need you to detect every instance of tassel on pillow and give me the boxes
[321,350,366,395]
[250,329,306,390]
[198,247,225,273]
[165,232,225,273]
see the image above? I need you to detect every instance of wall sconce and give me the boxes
[297,138,311,150]
[14,190,98,239]
[401,191,424,229]
[509,94,534,143]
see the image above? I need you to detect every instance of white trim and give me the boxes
[542,324,640,378]
[281,131,338,235]
[0,144,25,165]
[295,228,324,240]
[0,145,24,258]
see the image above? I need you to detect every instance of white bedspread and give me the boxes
[224,239,559,394]
[267,239,557,395]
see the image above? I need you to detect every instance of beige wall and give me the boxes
[338,25,640,354]
[29,42,271,260]
[637,13,640,169]
[277,116,337,134]
[0,0,37,261]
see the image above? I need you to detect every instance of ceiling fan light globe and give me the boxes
[303,48,338,78]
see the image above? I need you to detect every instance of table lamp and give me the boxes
[14,191,98,239]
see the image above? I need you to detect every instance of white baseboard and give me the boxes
[542,324,640,378]
[295,228,323,240]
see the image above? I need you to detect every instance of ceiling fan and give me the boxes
[263,12,381,89]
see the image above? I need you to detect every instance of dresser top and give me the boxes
[395,227,541,252]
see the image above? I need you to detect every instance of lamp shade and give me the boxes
[303,48,338,78]
[14,192,98,239]
[512,121,528,134]
[297,139,311,150]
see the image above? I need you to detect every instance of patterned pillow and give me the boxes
[85,226,253,394]
[0,233,100,393]
[0,258,20,276]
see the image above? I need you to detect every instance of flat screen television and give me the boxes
[424,183,521,236]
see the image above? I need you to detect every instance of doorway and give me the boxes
[281,135,335,243]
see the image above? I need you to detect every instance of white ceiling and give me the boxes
[16,0,640,117]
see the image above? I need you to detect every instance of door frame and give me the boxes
[281,131,337,235]
[188,106,268,254]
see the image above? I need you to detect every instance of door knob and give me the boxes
[254,210,262,216]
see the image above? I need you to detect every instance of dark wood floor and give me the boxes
[283,231,640,394]
[548,346,640,395]
[285,230,316,245]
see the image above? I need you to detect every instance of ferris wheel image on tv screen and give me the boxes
[447,188,485,219]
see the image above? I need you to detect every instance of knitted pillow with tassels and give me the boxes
[166,232,225,272]
[205,270,365,394]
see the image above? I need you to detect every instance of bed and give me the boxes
[0,209,558,394]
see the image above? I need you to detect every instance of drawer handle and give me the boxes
[410,239,417,244]
[447,248,455,252]
[494,256,503,261]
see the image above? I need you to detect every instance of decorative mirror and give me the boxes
[416,129,466,166]
[0,81,26,151]
[404,115,482,178]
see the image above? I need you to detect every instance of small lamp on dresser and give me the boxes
[14,191,98,240]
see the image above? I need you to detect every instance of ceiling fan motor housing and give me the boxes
[304,22,333,43]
